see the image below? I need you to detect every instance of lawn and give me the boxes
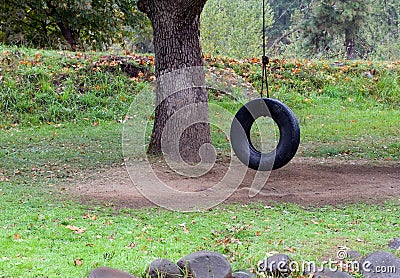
[0,45,399,277]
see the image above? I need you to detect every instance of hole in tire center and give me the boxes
[250,116,279,153]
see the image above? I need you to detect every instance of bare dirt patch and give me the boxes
[70,157,400,209]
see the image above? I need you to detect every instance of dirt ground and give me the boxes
[71,157,400,210]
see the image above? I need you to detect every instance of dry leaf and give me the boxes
[251,57,260,63]
[126,242,136,248]
[66,225,86,234]
[285,247,296,253]
[74,258,83,266]
[83,214,97,220]
[179,223,189,233]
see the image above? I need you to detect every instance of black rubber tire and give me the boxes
[230,98,300,171]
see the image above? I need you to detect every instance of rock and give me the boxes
[313,268,353,278]
[360,251,400,278]
[258,254,292,277]
[147,258,182,278]
[302,262,318,275]
[177,250,233,278]
[88,267,136,278]
[232,270,256,278]
[346,250,362,260]
[389,238,400,251]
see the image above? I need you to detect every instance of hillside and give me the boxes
[1,45,399,160]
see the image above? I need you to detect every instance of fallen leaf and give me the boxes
[179,223,189,233]
[285,247,296,253]
[126,242,136,248]
[74,258,83,266]
[66,225,86,234]
[83,214,97,220]
[251,57,260,63]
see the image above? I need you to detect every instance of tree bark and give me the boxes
[45,1,78,50]
[56,22,78,50]
[138,0,211,164]
[345,29,356,60]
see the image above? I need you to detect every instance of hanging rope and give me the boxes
[260,0,270,99]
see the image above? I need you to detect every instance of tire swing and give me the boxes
[230,0,300,171]
[230,97,300,171]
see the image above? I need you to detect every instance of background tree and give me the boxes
[200,0,274,59]
[0,0,151,50]
[302,0,369,59]
[359,0,399,59]
[268,0,310,45]
[277,0,400,60]
[137,0,211,163]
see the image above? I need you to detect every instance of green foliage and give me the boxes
[268,0,310,41]
[277,0,400,60]
[0,0,151,51]
[359,0,400,60]
[200,0,274,59]
[300,0,369,59]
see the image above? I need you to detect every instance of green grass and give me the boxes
[0,45,152,128]
[1,185,399,277]
[1,46,399,277]
[0,122,123,179]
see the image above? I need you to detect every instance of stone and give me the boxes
[346,250,362,260]
[302,262,318,275]
[389,238,400,251]
[360,251,400,278]
[177,250,233,278]
[88,267,136,278]
[232,270,256,278]
[258,254,292,277]
[147,258,183,278]
[313,268,353,278]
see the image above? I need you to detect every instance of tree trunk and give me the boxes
[138,0,211,164]
[45,1,78,50]
[56,22,78,50]
[345,29,356,60]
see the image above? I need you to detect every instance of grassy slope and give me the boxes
[0,46,400,277]
[1,45,399,160]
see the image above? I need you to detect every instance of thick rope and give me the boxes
[260,0,270,99]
